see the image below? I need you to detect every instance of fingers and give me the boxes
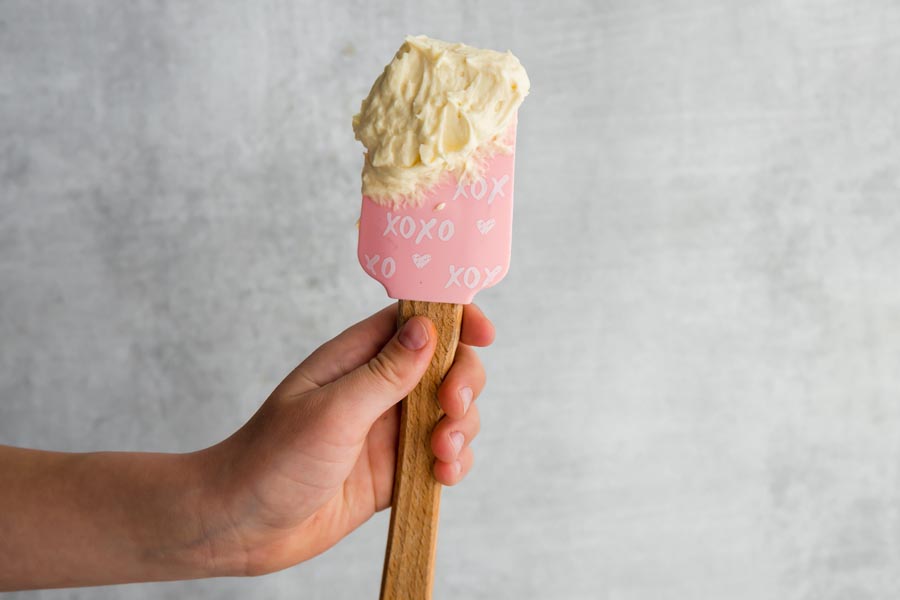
[432,330,486,485]
[460,304,495,348]
[438,344,486,419]
[431,402,480,464]
[284,303,493,394]
[283,305,397,391]
[434,446,474,486]
[316,316,437,441]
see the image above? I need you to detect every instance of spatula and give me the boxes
[358,124,518,600]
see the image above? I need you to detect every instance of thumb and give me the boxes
[318,316,437,433]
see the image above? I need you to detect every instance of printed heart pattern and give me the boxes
[476,219,496,235]
[412,253,432,269]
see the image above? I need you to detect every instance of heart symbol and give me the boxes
[412,253,431,269]
[476,219,496,235]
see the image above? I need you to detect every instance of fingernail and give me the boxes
[399,319,428,350]
[459,386,473,413]
[450,431,464,454]
[454,460,462,475]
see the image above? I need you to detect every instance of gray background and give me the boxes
[2,0,900,598]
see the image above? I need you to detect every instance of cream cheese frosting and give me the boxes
[353,35,529,206]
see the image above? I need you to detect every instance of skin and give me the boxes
[0,304,494,591]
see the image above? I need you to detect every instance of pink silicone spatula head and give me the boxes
[358,125,517,303]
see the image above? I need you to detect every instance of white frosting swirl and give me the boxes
[353,36,529,206]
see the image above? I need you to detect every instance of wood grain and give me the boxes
[380,300,464,600]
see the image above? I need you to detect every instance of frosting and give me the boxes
[353,35,529,206]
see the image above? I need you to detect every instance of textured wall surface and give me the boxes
[3,1,900,598]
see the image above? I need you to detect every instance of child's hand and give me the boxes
[195,304,494,576]
[0,305,492,589]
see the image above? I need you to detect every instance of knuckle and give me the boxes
[367,351,405,389]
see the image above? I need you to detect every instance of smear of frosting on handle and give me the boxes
[353,35,529,207]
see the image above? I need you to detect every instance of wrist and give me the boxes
[74,449,238,583]
[91,450,225,583]
[145,450,224,579]
[180,444,251,578]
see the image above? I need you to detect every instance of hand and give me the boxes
[0,304,493,590]
[195,304,495,576]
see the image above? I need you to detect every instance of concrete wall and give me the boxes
[2,1,900,598]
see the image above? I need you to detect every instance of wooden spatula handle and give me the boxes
[380,300,464,600]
